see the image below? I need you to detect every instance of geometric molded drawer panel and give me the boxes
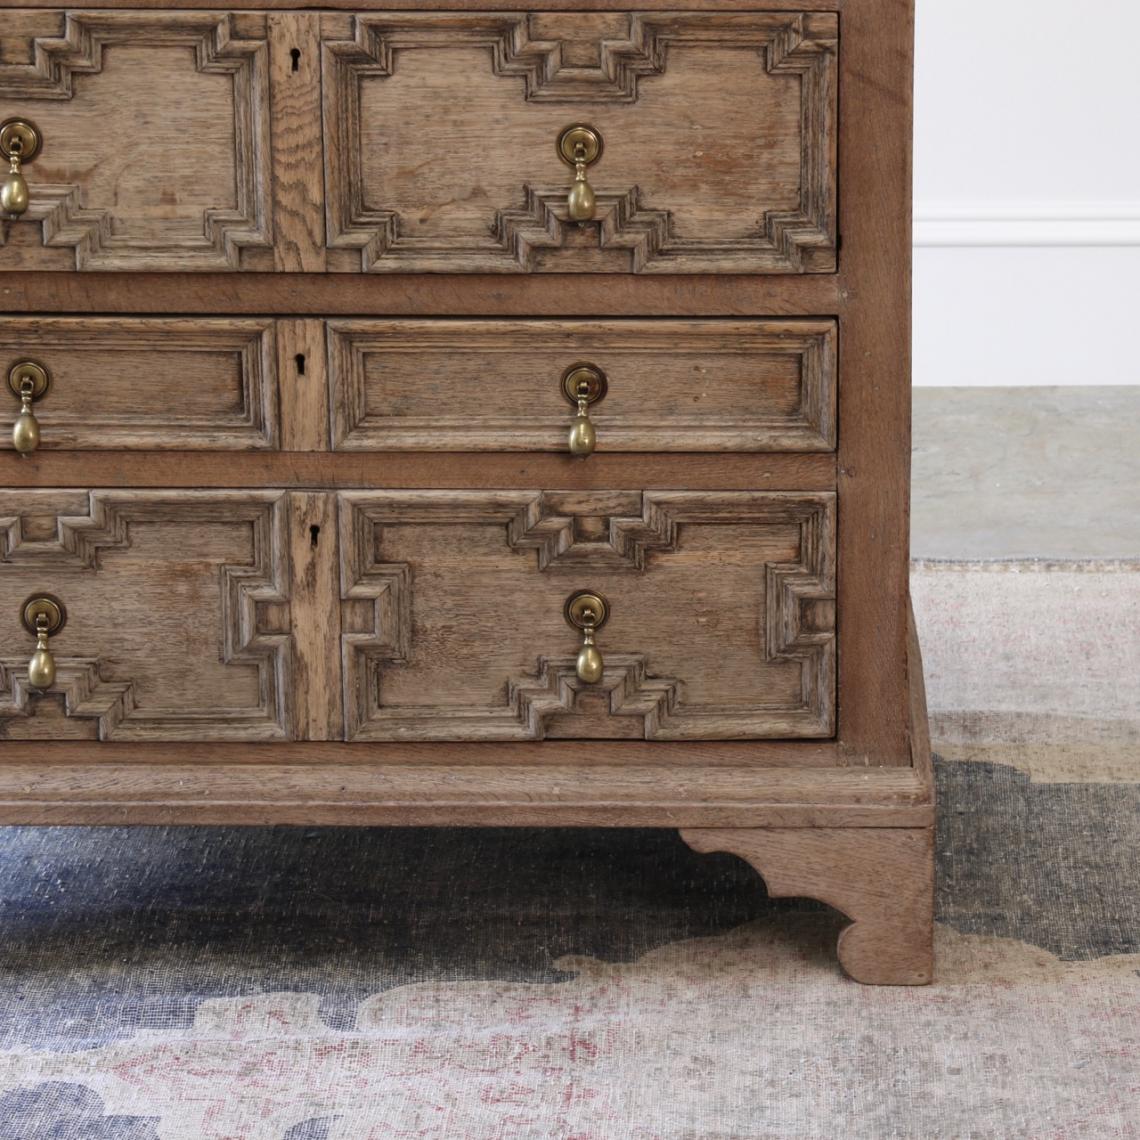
[0,490,293,740]
[329,318,837,452]
[321,11,838,273]
[0,318,279,449]
[0,11,273,271]
[338,490,836,741]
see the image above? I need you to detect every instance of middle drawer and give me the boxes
[2,318,837,455]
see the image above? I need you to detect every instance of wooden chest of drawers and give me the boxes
[0,0,932,985]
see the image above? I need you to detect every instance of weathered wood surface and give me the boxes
[0,1,862,11]
[0,489,295,740]
[268,11,327,271]
[681,826,935,984]
[275,318,330,452]
[1,452,838,489]
[0,272,842,314]
[833,0,914,766]
[321,10,837,273]
[2,315,835,454]
[0,317,278,450]
[329,319,837,453]
[285,490,343,740]
[0,11,275,271]
[339,490,835,741]
[1,9,836,275]
[0,752,933,828]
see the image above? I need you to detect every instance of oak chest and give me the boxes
[0,0,932,984]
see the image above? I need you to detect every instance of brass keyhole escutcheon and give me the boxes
[8,360,50,455]
[561,363,607,457]
[564,590,609,684]
[21,594,66,690]
[0,118,42,218]
[557,124,603,223]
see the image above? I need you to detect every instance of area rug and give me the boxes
[0,742,1136,1139]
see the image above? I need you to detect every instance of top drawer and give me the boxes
[0,9,838,274]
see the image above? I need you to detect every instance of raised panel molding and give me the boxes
[338,490,836,741]
[0,318,278,450]
[0,659,135,738]
[328,318,836,453]
[321,11,837,273]
[0,491,292,740]
[0,12,273,270]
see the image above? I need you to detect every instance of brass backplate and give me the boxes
[564,590,609,632]
[8,360,49,401]
[561,363,608,406]
[557,124,603,167]
[0,118,42,163]
[21,594,66,637]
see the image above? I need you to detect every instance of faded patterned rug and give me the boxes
[0,747,1136,1139]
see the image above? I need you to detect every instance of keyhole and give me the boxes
[295,353,306,375]
[290,47,301,73]
[310,524,320,547]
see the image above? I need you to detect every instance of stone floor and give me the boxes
[912,385,1140,560]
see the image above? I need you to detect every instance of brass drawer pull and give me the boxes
[557,124,603,223]
[561,363,607,457]
[22,594,66,690]
[565,589,608,683]
[8,360,50,454]
[0,117,42,218]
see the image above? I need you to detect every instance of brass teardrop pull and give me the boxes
[557,124,603,224]
[8,361,50,455]
[561,363,607,458]
[0,118,42,219]
[565,590,609,684]
[21,595,66,690]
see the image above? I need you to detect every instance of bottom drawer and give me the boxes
[339,490,836,742]
[1,488,836,744]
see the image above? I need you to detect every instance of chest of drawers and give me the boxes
[0,0,932,985]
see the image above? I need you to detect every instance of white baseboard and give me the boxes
[914,203,1140,247]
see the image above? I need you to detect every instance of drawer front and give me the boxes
[0,10,273,271]
[330,318,836,453]
[321,11,838,274]
[0,490,294,741]
[2,318,279,450]
[339,490,836,741]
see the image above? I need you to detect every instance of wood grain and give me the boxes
[0,451,838,490]
[268,11,327,271]
[339,490,835,741]
[276,318,329,451]
[0,11,274,271]
[834,0,914,765]
[0,316,278,450]
[329,318,836,453]
[0,489,294,741]
[681,827,935,984]
[0,0,852,11]
[286,491,342,740]
[320,11,837,273]
[0,738,846,769]
[0,272,842,314]
[0,753,932,828]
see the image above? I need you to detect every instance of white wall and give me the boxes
[913,0,1140,386]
